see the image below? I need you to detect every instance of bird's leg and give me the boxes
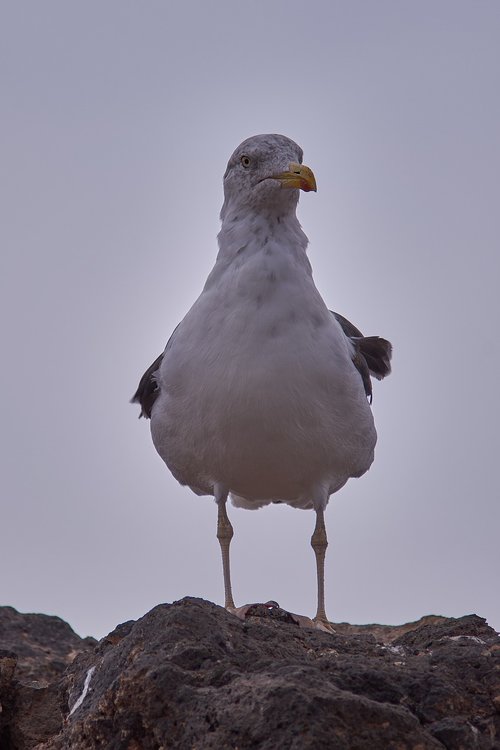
[311,507,331,628]
[216,492,236,610]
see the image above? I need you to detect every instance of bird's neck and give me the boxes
[217,207,309,262]
[202,207,313,296]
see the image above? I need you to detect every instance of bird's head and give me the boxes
[220,134,316,221]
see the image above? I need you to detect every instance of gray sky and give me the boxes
[1,1,499,639]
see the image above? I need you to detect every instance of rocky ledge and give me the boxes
[0,598,499,749]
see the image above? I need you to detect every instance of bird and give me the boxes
[132,134,392,629]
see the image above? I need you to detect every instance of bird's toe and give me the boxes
[226,602,335,633]
[313,617,336,633]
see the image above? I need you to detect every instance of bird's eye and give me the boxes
[240,155,251,168]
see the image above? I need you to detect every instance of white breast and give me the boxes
[151,214,376,509]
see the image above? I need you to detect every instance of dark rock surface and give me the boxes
[0,606,97,684]
[1,599,499,749]
[0,606,96,749]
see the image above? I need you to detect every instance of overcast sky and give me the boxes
[1,1,499,639]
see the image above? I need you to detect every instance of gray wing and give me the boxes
[331,311,392,403]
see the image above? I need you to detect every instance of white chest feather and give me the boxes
[151,212,376,506]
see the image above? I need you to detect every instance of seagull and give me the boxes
[132,134,391,629]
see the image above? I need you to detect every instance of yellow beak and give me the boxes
[271,162,317,192]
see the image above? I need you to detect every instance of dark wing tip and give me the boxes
[330,310,392,400]
[131,352,164,419]
[358,336,392,380]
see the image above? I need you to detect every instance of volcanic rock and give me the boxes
[0,606,96,749]
[1,599,499,749]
